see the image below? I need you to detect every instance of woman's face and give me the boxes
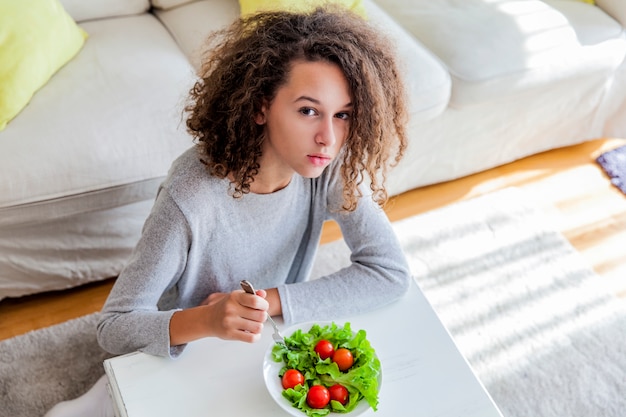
[255,60,352,190]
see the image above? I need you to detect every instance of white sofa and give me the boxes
[1,0,625,300]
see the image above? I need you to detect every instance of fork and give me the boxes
[239,280,288,348]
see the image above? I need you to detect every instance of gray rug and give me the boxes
[0,313,112,417]
[2,187,625,417]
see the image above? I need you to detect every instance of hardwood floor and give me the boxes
[1,137,625,342]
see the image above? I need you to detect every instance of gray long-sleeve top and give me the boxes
[97,148,410,358]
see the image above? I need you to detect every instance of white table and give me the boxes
[104,280,503,417]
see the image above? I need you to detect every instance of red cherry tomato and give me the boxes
[332,348,354,371]
[328,384,349,405]
[306,385,330,409]
[281,369,304,390]
[314,339,335,360]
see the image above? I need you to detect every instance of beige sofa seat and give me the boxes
[0,11,194,298]
[376,0,626,195]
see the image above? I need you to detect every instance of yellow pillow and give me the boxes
[0,0,88,131]
[239,0,366,18]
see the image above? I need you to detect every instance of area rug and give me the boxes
[0,313,112,417]
[596,144,626,195]
[1,187,625,417]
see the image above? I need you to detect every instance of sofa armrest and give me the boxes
[596,0,626,27]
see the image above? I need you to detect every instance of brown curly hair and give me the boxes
[185,6,407,211]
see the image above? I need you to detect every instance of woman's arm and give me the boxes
[169,289,270,346]
[98,191,278,357]
[97,189,194,357]
[277,181,411,325]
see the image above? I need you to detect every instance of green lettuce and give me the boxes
[272,322,380,415]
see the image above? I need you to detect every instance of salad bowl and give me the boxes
[262,321,382,417]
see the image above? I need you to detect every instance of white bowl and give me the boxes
[262,321,381,417]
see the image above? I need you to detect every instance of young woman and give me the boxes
[46,6,410,416]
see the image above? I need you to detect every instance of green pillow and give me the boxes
[239,0,366,18]
[0,0,88,131]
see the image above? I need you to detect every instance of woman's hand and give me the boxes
[169,289,269,346]
[201,289,269,342]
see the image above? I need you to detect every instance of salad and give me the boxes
[271,322,381,416]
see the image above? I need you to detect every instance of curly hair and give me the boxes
[185,6,407,211]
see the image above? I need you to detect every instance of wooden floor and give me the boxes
[1,137,625,342]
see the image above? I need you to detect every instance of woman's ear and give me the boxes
[255,101,268,125]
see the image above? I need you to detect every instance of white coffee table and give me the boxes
[104,280,503,417]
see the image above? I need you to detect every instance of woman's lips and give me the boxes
[307,154,331,167]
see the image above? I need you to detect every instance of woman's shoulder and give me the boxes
[161,147,199,186]
[169,146,205,175]
[161,147,224,203]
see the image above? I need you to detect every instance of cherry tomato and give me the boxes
[328,384,349,405]
[307,385,330,409]
[332,348,354,371]
[314,339,335,360]
[281,369,304,390]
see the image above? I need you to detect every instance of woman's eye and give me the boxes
[335,112,351,121]
[299,107,317,116]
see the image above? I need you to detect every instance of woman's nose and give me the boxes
[315,117,337,147]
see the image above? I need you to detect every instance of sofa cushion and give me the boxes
[376,0,626,107]
[0,0,87,131]
[59,0,150,22]
[0,14,195,226]
[595,0,626,26]
[544,0,624,44]
[154,0,240,70]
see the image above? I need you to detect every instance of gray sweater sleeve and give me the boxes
[277,182,411,325]
[97,190,190,358]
